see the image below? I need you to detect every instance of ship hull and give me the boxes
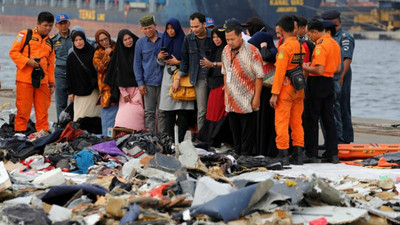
[0,0,321,36]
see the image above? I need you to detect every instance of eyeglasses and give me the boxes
[99,38,109,43]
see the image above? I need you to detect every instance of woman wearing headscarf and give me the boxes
[66,31,101,124]
[197,26,232,148]
[93,29,117,136]
[157,17,194,142]
[248,31,278,157]
[104,29,144,131]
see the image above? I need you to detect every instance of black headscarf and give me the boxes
[207,26,227,89]
[66,31,97,96]
[210,26,227,62]
[160,17,185,60]
[104,29,139,102]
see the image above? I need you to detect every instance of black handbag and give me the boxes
[286,41,306,90]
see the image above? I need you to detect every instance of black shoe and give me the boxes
[275,149,289,166]
[303,153,321,163]
[289,146,303,165]
[322,155,340,164]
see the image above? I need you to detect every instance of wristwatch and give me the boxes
[213,62,217,68]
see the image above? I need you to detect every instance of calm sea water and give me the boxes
[0,35,399,120]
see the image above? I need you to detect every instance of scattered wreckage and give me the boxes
[0,108,398,224]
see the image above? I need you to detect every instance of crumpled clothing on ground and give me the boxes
[44,142,75,156]
[72,149,100,174]
[28,129,49,141]
[0,203,51,225]
[41,184,107,206]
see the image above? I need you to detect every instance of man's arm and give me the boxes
[47,42,56,94]
[133,40,144,87]
[9,30,32,68]
[338,35,354,85]
[271,49,289,95]
[47,43,56,84]
[133,40,147,95]
[253,78,262,110]
[251,48,265,110]
[303,64,324,75]
[178,35,189,77]
[339,58,352,85]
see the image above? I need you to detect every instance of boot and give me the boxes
[303,154,321,163]
[289,146,303,165]
[275,149,289,166]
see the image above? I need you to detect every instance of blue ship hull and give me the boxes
[0,0,321,35]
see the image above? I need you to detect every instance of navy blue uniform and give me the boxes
[51,31,72,119]
[334,27,355,143]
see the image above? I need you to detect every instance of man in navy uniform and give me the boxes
[322,10,355,144]
[51,13,72,119]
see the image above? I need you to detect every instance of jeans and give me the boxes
[143,86,166,133]
[195,79,209,131]
[55,66,68,120]
[101,104,118,136]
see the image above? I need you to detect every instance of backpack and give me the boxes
[20,29,54,58]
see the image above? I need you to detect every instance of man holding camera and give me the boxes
[9,11,55,133]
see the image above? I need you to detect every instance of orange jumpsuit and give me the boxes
[309,34,341,78]
[9,28,55,132]
[272,36,305,150]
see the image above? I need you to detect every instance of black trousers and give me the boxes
[305,76,338,158]
[164,110,193,143]
[228,111,256,156]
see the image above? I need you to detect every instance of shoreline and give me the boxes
[349,31,400,40]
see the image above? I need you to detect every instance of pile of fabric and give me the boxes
[0,112,399,224]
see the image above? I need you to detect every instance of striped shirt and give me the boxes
[221,41,264,114]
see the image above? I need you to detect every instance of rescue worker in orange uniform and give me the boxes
[270,15,305,166]
[9,11,55,132]
[302,19,341,163]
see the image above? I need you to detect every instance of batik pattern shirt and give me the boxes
[221,41,264,114]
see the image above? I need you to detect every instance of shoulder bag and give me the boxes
[73,50,93,76]
[285,41,306,90]
[169,69,196,101]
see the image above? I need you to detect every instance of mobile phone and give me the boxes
[161,47,167,52]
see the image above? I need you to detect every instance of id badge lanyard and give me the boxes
[227,50,238,83]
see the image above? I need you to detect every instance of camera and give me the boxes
[34,58,41,70]
[161,47,167,52]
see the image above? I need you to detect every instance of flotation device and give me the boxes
[338,144,400,160]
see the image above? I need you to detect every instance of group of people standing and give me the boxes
[9,10,354,166]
